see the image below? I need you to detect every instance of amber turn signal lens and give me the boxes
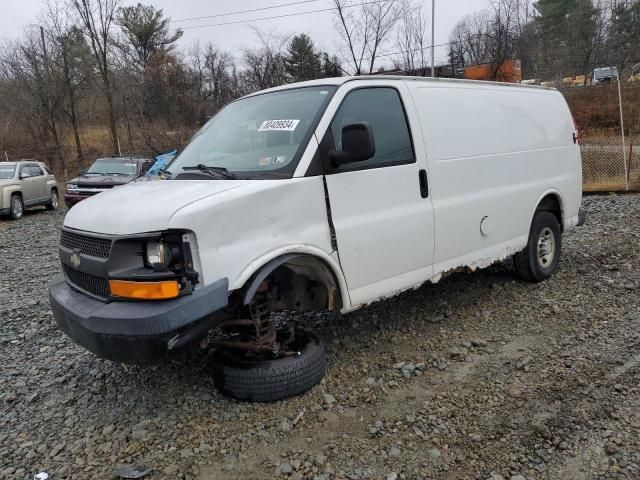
[109,280,180,300]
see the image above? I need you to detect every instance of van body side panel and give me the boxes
[167,176,344,297]
[413,84,581,275]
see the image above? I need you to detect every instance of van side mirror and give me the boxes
[329,122,375,167]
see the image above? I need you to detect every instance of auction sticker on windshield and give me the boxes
[258,119,300,132]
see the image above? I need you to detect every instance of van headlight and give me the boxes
[66,183,78,191]
[144,234,197,279]
[145,239,173,268]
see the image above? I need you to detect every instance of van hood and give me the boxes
[64,179,254,235]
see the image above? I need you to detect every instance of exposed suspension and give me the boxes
[213,281,296,356]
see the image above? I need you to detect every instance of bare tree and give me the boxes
[448,1,525,81]
[332,0,404,75]
[0,31,66,164]
[242,30,289,91]
[395,1,428,73]
[69,0,120,153]
[486,0,521,80]
[449,10,493,68]
[42,1,92,163]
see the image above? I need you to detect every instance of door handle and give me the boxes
[418,169,429,198]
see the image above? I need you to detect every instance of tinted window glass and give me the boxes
[29,165,44,176]
[0,164,16,179]
[87,159,138,175]
[141,161,153,174]
[330,88,414,170]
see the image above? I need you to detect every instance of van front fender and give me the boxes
[237,247,350,311]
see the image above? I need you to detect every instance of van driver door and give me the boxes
[320,83,435,307]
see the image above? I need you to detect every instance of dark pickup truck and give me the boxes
[65,157,154,207]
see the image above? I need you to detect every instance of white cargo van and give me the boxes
[49,76,584,401]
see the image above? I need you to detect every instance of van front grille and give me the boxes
[62,264,109,299]
[60,230,112,258]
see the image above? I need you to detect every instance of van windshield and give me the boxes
[167,86,336,179]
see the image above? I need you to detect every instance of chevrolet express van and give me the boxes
[49,76,584,401]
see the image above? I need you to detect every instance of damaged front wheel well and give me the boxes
[240,254,342,313]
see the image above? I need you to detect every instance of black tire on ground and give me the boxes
[9,194,24,220]
[514,211,562,282]
[46,189,58,211]
[211,333,327,402]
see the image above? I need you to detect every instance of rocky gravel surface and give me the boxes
[1,194,640,480]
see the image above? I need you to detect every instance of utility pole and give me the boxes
[40,26,47,57]
[617,72,628,191]
[431,0,435,77]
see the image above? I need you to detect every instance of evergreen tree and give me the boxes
[320,53,342,77]
[284,34,321,82]
[608,2,640,74]
[534,0,598,79]
[118,3,183,70]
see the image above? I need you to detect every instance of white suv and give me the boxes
[49,76,584,401]
[0,161,59,220]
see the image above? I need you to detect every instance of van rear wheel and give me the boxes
[514,211,562,282]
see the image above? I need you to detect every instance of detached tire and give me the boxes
[212,333,326,402]
[514,211,562,282]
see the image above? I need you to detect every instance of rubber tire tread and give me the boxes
[9,194,23,220]
[212,335,326,402]
[514,211,561,283]
[46,190,58,211]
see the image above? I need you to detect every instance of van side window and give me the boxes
[329,87,414,170]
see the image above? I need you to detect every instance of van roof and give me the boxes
[243,75,556,99]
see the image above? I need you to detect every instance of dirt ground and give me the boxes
[1,194,639,480]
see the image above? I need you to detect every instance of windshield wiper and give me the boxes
[182,164,237,180]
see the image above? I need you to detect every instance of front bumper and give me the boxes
[49,274,229,363]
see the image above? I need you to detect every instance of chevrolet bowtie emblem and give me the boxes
[70,252,81,269]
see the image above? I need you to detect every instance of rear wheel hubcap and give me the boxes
[537,227,555,267]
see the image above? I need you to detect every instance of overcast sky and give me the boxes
[2,0,485,68]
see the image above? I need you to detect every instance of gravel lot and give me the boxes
[1,194,640,480]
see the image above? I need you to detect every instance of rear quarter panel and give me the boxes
[409,82,581,273]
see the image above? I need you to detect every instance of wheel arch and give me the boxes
[5,188,23,206]
[531,190,564,231]
[236,249,348,312]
